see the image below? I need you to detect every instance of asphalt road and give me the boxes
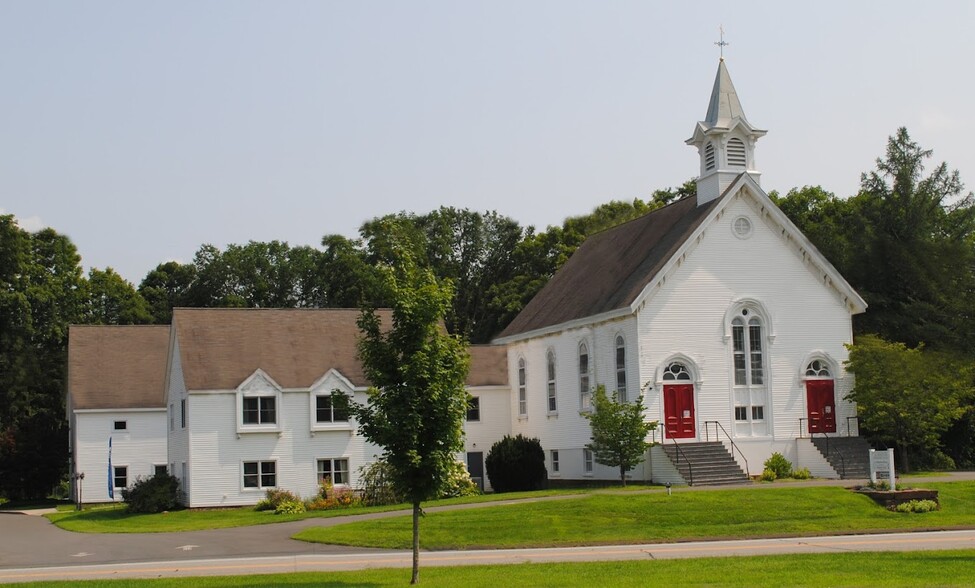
[2,473,973,584]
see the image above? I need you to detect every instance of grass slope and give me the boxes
[295,482,975,549]
[10,550,975,587]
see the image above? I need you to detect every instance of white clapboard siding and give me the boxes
[74,410,167,503]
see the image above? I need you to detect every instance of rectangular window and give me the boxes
[579,347,591,410]
[735,406,748,421]
[517,359,527,416]
[114,420,127,431]
[616,340,627,402]
[317,458,350,485]
[242,396,276,425]
[243,461,276,489]
[154,464,168,477]
[180,398,186,428]
[583,449,593,474]
[114,466,128,489]
[467,397,480,421]
[547,352,557,413]
[751,406,765,421]
[732,324,746,385]
[551,450,560,473]
[316,395,349,423]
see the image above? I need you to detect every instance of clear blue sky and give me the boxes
[2,1,972,283]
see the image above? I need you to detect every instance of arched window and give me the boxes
[615,335,627,402]
[704,142,716,171]
[731,308,767,432]
[579,342,591,410]
[547,350,557,413]
[517,358,527,416]
[727,137,746,168]
[662,361,692,381]
[805,359,832,378]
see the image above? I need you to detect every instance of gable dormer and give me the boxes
[686,59,767,205]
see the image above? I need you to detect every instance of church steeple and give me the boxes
[686,58,766,206]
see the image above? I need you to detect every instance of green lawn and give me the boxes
[9,550,975,587]
[45,488,584,533]
[295,481,975,549]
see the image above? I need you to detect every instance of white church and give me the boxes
[67,59,869,506]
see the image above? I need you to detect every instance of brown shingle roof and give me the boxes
[68,325,171,410]
[497,194,724,339]
[174,308,507,391]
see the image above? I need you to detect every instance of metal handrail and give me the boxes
[820,431,846,478]
[669,438,693,486]
[703,420,749,478]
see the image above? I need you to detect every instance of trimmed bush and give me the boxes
[274,499,306,515]
[254,488,301,512]
[121,473,180,513]
[790,467,812,480]
[894,499,939,513]
[763,453,792,480]
[485,434,547,493]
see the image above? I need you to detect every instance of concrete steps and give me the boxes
[810,436,872,479]
[661,441,750,486]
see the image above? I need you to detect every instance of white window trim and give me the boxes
[579,340,592,412]
[467,396,481,422]
[550,450,561,476]
[517,356,528,419]
[113,465,129,489]
[113,420,128,432]
[310,392,354,433]
[582,448,594,476]
[798,351,840,381]
[236,371,283,435]
[316,457,351,487]
[241,460,277,491]
[546,349,558,415]
[727,305,771,436]
[614,334,627,403]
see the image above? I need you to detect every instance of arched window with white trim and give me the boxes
[731,307,768,436]
[579,342,591,410]
[615,335,627,402]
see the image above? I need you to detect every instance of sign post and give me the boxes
[869,448,895,488]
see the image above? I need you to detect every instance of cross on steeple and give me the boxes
[715,26,729,60]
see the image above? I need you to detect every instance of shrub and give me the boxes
[894,499,939,513]
[485,434,547,493]
[760,468,777,482]
[254,488,301,512]
[121,473,181,513]
[790,467,812,480]
[763,453,792,480]
[357,458,401,506]
[274,499,306,515]
[440,460,480,498]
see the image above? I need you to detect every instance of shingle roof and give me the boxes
[173,308,508,391]
[496,194,724,340]
[68,325,171,410]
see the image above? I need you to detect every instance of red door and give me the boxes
[806,379,836,433]
[664,384,695,439]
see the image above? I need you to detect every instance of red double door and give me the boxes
[664,384,695,439]
[806,379,836,433]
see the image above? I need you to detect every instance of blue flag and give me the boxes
[108,436,114,499]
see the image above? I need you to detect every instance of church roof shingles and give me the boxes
[497,194,725,340]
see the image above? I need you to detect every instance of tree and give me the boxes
[86,267,152,325]
[845,335,973,471]
[0,217,85,499]
[138,261,197,324]
[338,241,470,585]
[484,434,547,492]
[583,385,657,486]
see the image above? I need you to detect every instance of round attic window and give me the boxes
[732,216,753,239]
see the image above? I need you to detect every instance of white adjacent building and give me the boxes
[67,59,868,505]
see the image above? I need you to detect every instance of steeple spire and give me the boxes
[686,57,767,206]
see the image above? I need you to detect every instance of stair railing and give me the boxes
[819,431,846,478]
[669,438,693,487]
[703,420,749,478]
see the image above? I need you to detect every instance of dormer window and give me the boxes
[243,396,276,425]
[727,137,746,168]
[704,143,716,171]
